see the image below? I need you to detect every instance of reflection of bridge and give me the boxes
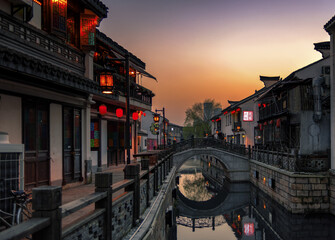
[176,215,226,230]
[177,182,250,219]
[172,138,250,182]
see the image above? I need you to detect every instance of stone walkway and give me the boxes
[61,164,128,229]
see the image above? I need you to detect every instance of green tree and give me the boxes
[183,99,221,138]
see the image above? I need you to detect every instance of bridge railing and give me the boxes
[171,138,249,156]
[0,152,174,240]
[251,146,330,172]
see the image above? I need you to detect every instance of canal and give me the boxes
[176,157,335,240]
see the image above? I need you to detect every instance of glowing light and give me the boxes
[99,104,107,115]
[132,112,139,121]
[116,108,123,118]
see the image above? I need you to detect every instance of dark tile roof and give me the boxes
[81,0,108,18]
[96,30,146,69]
[314,41,330,50]
[324,15,335,32]
[260,76,280,81]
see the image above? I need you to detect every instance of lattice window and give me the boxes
[51,0,67,33]
[80,14,97,49]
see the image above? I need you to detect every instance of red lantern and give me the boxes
[262,103,266,108]
[258,103,261,107]
[236,108,241,112]
[276,119,281,128]
[212,119,215,122]
[132,112,139,121]
[263,121,267,126]
[143,112,146,117]
[231,110,236,114]
[116,108,123,118]
[99,104,107,115]
[259,123,262,131]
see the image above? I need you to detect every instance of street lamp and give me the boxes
[155,108,166,149]
[99,52,132,164]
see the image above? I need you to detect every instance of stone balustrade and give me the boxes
[0,151,174,240]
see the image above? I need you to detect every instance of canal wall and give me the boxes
[250,160,329,214]
[329,170,335,215]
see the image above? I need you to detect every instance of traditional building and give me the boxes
[256,43,330,157]
[166,123,183,145]
[212,77,277,146]
[324,16,335,169]
[0,0,156,190]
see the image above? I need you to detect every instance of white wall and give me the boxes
[29,2,42,29]
[50,103,63,186]
[0,94,22,144]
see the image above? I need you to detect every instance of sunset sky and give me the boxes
[99,0,335,126]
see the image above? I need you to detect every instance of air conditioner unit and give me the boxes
[321,66,330,75]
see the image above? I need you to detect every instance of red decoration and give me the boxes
[132,112,139,121]
[262,103,266,108]
[231,110,236,114]
[223,111,228,115]
[276,119,281,128]
[212,119,215,122]
[99,104,107,115]
[236,108,241,112]
[143,112,146,117]
[259,123,263,130]
[258,103,261,107]
[80,14,98,48]
[244,223,255,236]
[116,108,123,118]
[263,121,267,126]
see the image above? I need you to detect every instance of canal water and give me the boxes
[176,157,335,240]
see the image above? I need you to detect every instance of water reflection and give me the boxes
[176,157,335,240]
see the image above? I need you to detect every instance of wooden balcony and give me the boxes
[0,10,85,76]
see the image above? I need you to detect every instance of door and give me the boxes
[107,121,118,166]
[23,100,50,190]
[63,107,82,184]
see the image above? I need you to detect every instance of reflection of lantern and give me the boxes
[153,113,160,122]
[99,104,107,115]
[116,108,123,118]
[99,71,114,94]
[132,112,139,121]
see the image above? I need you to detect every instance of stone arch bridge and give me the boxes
[172,138,250,182]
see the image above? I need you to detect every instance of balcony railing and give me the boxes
[0,10,85,74]
[259,98,287,121]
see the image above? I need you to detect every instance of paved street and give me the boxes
[62,164,128,229]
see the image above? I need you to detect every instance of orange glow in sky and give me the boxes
[99,0,335,125]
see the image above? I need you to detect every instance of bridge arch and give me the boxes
[173,147,250,182]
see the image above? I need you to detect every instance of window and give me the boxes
[51,0,67,34]
[80,14,97,49]
[90,120,100,149]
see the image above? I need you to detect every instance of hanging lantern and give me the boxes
[269,120,273,124]
[99,104,107,115]
[262,103,266,108]
[212,119,215,122]
[116,108,123,118]
[259,123,263,131]
[258,103,261,107]
[132,112,139,121]
[236,108,241,112]
[276,119,281,128]
[263,121,267,126]
[153,113,160,122]
[143,112,146,117]
[99,70,114,94]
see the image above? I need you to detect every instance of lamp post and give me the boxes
[99,51,131,164]
[155,108,165,149]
